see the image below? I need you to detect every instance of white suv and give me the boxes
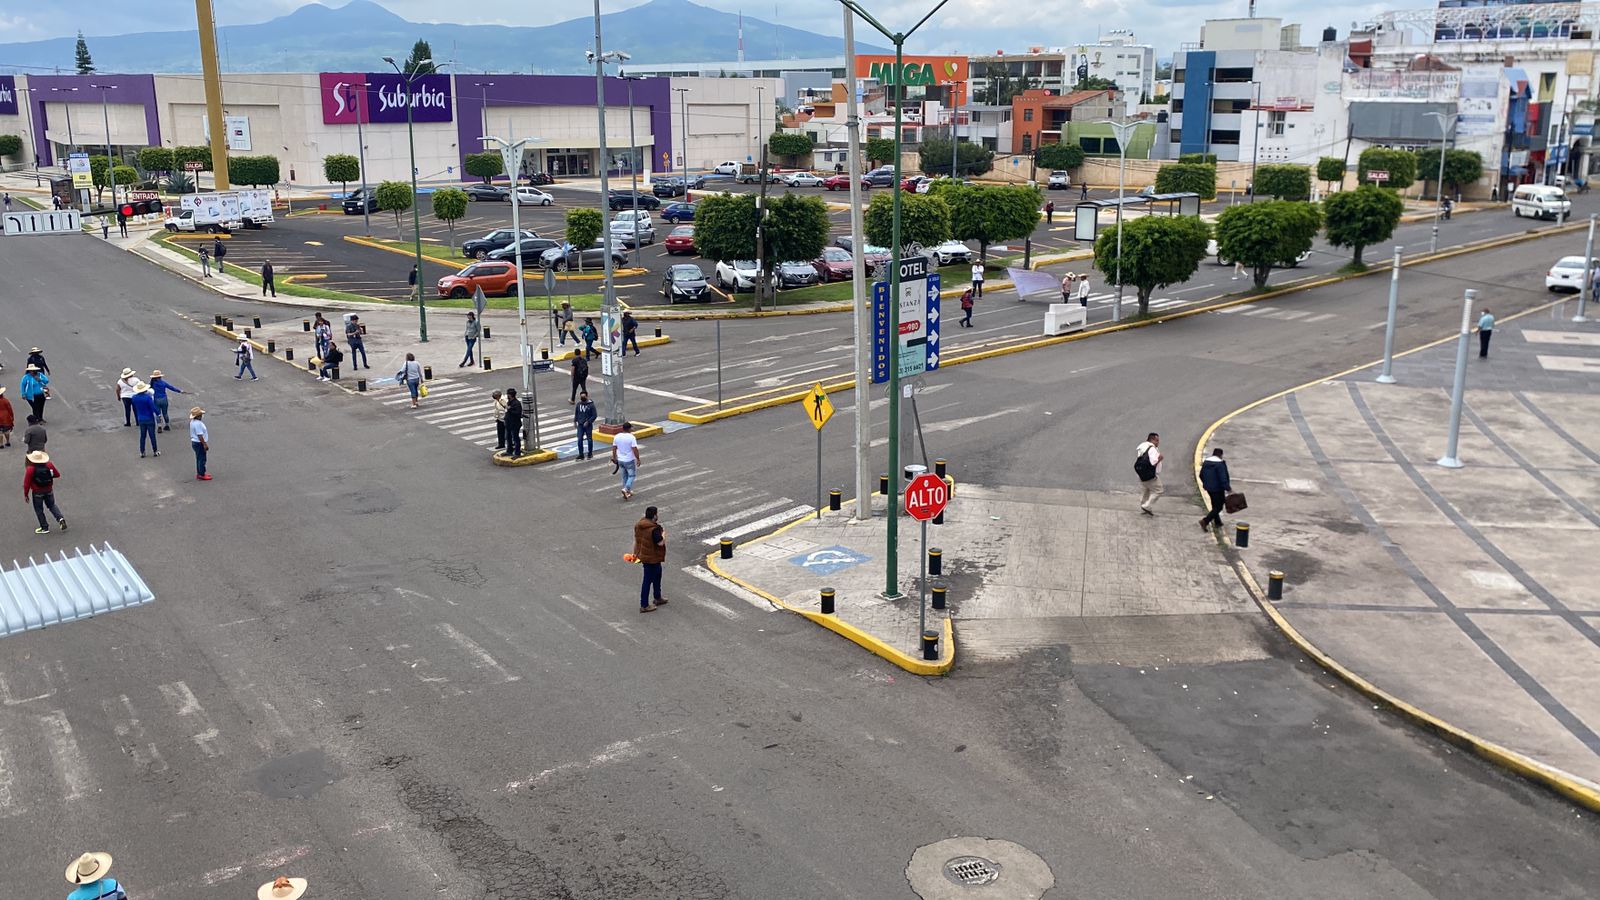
[715,259,766,292]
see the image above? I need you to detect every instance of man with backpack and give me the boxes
[1134,432,1163,516]
[23,450,66,535]
[570,352,590,403]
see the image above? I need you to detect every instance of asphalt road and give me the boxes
[0,226,1596,899]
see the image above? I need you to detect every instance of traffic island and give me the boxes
[491,448,558,466]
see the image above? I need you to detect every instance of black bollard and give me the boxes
[482,326,492,340]
[357,379,367,392]
[820,587,835,615]
[931,581,946,610]
[266,339,276,354]
[423,365,433,381]
[921,630,939,661]
[482,357,492,371]
[935,458,947,478]
[541,347,549,360]
[302,319,311,332]
[654,324,663,338]
[252,316,262,329]
[1236,522,1250,548]
[929,547,943,576]
[215,314,225,325]
[224,318,234,331]
[829,489,842,511]
[879,473,889,495]
[243,328,252,339]
[331,366,341,381]
[719,537,733,560]
[1267,570,1284,601]
[285,348,294,361]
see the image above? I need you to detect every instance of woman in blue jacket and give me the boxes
[19,364,49,423]
[148,370,185,432]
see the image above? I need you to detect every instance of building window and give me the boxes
[1023,108,1034,122]
[1171,98,1183,113]
[1267,110,1286,136]
[1173,68,1185,84]
[1022,134,1033,152]
[1169,129,1181,143]
[982,137,997,151]
[1212,130,1241,145]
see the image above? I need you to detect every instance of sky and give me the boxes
[0,0,1398,61]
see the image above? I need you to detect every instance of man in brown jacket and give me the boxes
[634,506,667,613]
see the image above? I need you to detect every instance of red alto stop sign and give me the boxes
[903,473,949,521]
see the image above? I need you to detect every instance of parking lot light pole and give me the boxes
[590,5,630,429]
[673,86,691,195]
[622,73,647,268]
[344,83,372,236]
[481,133,547,451]
[1103,118,1137,322]
[385,54,447,342]
[89,83,118,206]
[1424,111,1458,254]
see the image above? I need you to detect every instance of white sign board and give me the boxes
[3,209,82,236]
[895,256,929,379]
[201,114,253,151]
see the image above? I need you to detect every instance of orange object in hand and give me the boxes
[622,553,638,564]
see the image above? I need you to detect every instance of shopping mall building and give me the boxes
[0,71,776,187]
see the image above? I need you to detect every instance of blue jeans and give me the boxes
[349,341,367,367]
[461,337,477,366]
[576,423,593,457]
[406,378,421,400]
[618,459,637,492]
[559,325,572,345]
[122,397,134,425]
[640,562,662,608]
[138,422,158,454]
[624,332,640,354]
[193,441,207,476]
[155,396,171,426]
[237,358,256,378]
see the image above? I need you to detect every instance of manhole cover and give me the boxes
[945,856,1002,886]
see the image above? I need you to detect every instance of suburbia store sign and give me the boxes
[319,72,454,124]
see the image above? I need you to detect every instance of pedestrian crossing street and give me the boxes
[1209,302,1337,324]
[376,374,584,453]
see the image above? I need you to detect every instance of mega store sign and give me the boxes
[319,72,454,125]
[854,55,968,103]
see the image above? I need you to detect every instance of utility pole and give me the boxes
[591,5,628,430]
[481,133,546,453]
[347,83,371,235]
[755,138,769,310]
[843,7,872,522]
[673,86,691,193]
[90,83,118,206]
[193,0,231,190]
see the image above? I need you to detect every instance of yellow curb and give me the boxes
[1194,294,1600,813]
[343,234,467,270]
[282,273,328,284]
[591,421,664,444]
[1028,249,1095,269]
[538,336,671,363]
[630,301,855,321]
[491,449,558,466]
[286,208,346,217]
[701,501,955,676]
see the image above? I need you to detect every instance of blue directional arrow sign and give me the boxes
[925,274,941,372]
[871,281,892,384]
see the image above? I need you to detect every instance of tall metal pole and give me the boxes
[593,1,626,428]
[1108,119,1134,321]
[93,84,116,205]
[754,85,765,162]
[1376,245,1402,384]
[948,80,959,178]
[16,86,40,182]
[387,60,432,342]
[1247,81,1260,202]
[885,35,906,599]
[1436,288,1476,469]
[194,0,231,190]
[755,139,769,309]
[626,76,642,268]
[674,86,690,194]
[1577,214,1595,324]
[844,8,872,520]
[349,83,371,235]
[483,135,542,450]
[1426,112,1454,253]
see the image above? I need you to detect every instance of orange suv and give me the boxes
[437,261,521,298]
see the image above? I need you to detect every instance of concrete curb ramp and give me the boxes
[1195,297,1600,814]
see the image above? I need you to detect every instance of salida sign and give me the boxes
[319,72,454,125]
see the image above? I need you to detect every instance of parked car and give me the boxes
[524,171,555,186]
[539,242,630,271]
[738,169,781,184]
[464,183,510,202]
[462,228,537,259]
[822,174,852,191]
[776,259,819,289]
[902,175,932,192]
[487,237,562,263]
[833,236,893,265]
[512,186,554,206]
[812,246,855,281]
[664,225,697,255]
[652,177,686,198]
[341,187,377,214]
[715,259,766,292]
[862,166,897,188]
[784,172,825,188]
[612,209,654,230]
[713,161,741,175]
[438,261,520,298]
[1547,255,1590,292]
[609,218,658,248]
[927,240,973,265]
[607,190,661,210]
[1047,170,1071,190]
[661,201,697,223]
[1513,184,1571,220]
[662,264,712,302]
[691,173,734,189]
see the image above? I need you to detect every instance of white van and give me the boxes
[1512,184,1571,220]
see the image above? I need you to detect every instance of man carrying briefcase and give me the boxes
[1199,447,1243,531]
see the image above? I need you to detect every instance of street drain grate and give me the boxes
[944,856,1002,886]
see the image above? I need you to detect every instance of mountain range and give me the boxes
[0,0,887,75]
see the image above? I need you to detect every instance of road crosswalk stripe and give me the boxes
[680,496,794,533]
[702,505,815,544]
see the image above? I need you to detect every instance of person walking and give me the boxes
[503,387,523,457]
[345,315,368,369]
[970,260,985,299]
[569,352,589,404]
[117,208,128,238]
[131,382,160,458]
[557,301,575,346]
[460,312,480,368]
[235,336,258,380]
[114,367,139,427]
[959,288,974,327]
[633,505,667,613]
[621,311,640,356]
[1478,307,1495,358]
[198,244,212,278]
[23,416,46,455]
[1135,432,1163,516]
[261,260,276,297]
[0,387,13,450]
[65,851,120,900]
[2,192,9,211]
[26,347,49,374]
[20,364,49,423]
[492,390,508,451]
[100,217,109,240]
[397,353,423,408]
[574,390,597,460]
[579,318,599,359]
[407,263,420,302]
[612,422,639,500]
[1076,273,1091,308]
[317,343,344,381]
[1080,182,1089,201]
[1060,272,1075,304]
[1044,200,1055,224]
[149,370,185,431]
[1198,447,1232,532]
[189,406,211,481]
[23,450,66,535]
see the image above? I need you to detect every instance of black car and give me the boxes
[662,264,711,303]
[652,177,686,198]
[776,260,819,289]
[462,228,537,260]
[539,242,630,271]
[487,237,562,263]
[341,188,377,214]
[464,184,510,202]
[607,190,661,211]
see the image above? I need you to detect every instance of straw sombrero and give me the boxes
[27,451,49,464]
[119,367,135,379]
[66,851,112,884]
[258,875,308,900]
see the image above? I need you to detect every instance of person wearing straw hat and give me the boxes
[258,875,308,900]
[24,450,65,535]
[26,346,49,374]
[149,370,185,432]
[190,407,211,481]
[0,386,13,450]
[114,367,139,427]
[20,364,49,423]
[130,382,160,458]
[64,850,121,900]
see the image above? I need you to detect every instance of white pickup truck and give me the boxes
[166,190,275,233]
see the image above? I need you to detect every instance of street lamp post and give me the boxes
[589,6,630,430]
[1104,118,1137,322]
[622,73,647,268]
[89,83,118,206]
[49,86,79,154]
[754,85,765,162]
[481,132,548,454]
[1247,81,1260,202]
[1424,111,1458,254]
[837,0,951,601]
[344,83,372,235]
[15,86,41,184]
[384,55,447,342]
[673,86,691,195]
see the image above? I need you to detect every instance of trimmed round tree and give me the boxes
[431,187,469,244]
[760,192,831,308]
[864,192,951,250]
[464,151,504,184]
[563,207,605,272]
[374,180,415,238]
[1035,143,1085,172]
[1252,164,1311,201]
[1316,156,1346,192]
[1154,162,1217,199]
[1357,147,1417,190]
[767,131,815,167]
[1214,200,1323,289]
[138,146,174,177]
[1324,184,1404,267]
[323,153,360,196]
[0,134,22,161]
[945,183,1041,262]
[1093,215,1211,315]
[865,137,897,167]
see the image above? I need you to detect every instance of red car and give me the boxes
[437,261,520,298]
[812,247,855,281]
[664,224,696,256]
[822,174,852,191]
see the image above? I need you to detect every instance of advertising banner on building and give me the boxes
[0,76,17,116]
[319,72,454,125]
[1458,66,1503,138]
[855,56,968,104]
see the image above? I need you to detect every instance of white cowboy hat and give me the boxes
[151,370,163,378]
[119,368,136,379]
[190,406,205,418]
[66,851,113,884]
[258,875,308,900]
[27,450,50,465]
[25,364,41,372]
[29,347,41,353]
[0,386,7,396]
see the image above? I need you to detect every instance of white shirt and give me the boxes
[190,419,208,442]
[613,432,638,463]
[237,340,253,360]
[1137,441,1163,473]
[1076,279,1091,300]
[970,263,984,281]
[116,377,137,399]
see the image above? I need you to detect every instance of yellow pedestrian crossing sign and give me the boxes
[806,383,834,430]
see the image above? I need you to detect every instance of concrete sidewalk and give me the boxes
[1210,306,1600,794]
[709,483,1259,675]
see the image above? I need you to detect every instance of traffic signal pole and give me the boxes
[843,8,873,522]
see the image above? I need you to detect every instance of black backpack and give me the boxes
[31,464,53,489]
[1134,447,1156,482]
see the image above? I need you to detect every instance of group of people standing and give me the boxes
[112,366,211,477]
